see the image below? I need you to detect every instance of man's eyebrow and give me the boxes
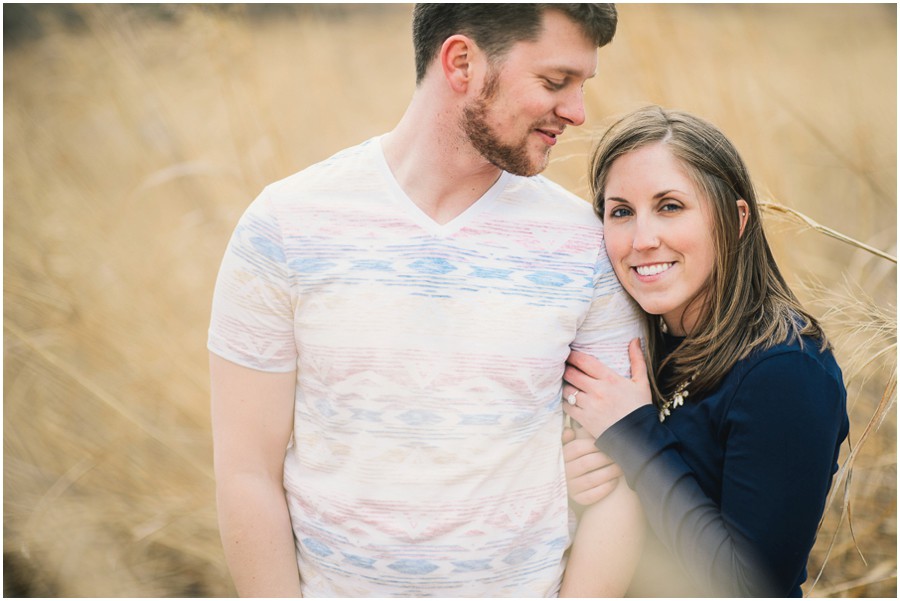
[543,65,597,79]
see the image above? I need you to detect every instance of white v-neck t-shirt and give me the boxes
[208,137,643,597]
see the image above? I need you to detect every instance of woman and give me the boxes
[560,106,849,597]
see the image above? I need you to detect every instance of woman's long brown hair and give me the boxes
[590,106,828,402]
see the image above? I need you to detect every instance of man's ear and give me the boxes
[736,199,749,237]
[440,35,476,93]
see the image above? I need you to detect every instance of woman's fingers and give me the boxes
[563,436,603,463]
[562,414,624,506]
[563,439,621,480]
[628,338,648,384]
[571,475,620,507]
[563,439,623,504]
[570,460,623,492]
[565,347,635,397]
[563,365,598,397]
[561,397,582,420]
[562,384,585,406]
[567,349,617,380]
[570,339,647,386]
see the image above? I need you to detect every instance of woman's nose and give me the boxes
[632,218,660,250]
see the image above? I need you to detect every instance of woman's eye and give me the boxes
[608,206,632,219]
[660,202,682,213]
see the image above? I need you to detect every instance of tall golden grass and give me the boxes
[4,4,896,597]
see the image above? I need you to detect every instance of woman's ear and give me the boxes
[736,199,750,237]
[440,35,475,93]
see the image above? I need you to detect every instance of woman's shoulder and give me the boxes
[724,335,846,415]
[741,334,841,382]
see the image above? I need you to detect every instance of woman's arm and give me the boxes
[210,353,303,597]
[560,429,645,598]
[564,349,848,596]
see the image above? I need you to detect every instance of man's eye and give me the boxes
[544,79,565,90]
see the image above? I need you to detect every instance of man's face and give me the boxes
[461,10,598,176]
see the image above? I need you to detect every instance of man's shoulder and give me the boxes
[507,173,586,202]
[265,137,380,200]
[503,173,600,225]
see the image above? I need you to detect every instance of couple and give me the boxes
[208,4,848,597]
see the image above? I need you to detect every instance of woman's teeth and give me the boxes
[635,262,673,276]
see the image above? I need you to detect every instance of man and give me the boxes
[208,4,642,597]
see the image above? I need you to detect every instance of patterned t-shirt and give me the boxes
[208,137,643,597]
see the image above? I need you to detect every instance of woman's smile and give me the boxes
[633,261,675,278]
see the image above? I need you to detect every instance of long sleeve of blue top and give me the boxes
[595,336,849,597]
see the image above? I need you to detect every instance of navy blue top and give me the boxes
[596,334,849,597]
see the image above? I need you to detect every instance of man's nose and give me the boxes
[556,87,586,127]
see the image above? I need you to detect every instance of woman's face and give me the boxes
[602,143,717,336]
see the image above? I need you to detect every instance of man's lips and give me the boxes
[535,127,564,146]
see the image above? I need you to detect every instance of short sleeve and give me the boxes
[571,232,645,377]
[207,190,297,372]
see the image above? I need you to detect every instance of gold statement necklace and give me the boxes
[658,375,694,422]
[658,320,696,422]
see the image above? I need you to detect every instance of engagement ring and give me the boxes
[567,391,578,405]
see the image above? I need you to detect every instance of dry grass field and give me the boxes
[4,4,896,597]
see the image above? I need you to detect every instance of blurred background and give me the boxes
[4,3,896,597]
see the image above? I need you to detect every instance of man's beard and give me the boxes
[461,88,550,177]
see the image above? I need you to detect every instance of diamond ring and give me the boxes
[566,391,578,406]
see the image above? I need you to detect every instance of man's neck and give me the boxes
[381,90,504,225]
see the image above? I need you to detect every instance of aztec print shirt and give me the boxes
[208,137,643,597]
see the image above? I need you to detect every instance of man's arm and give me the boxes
[210,353,302,597]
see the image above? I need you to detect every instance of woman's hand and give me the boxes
[562,426,623,506]
[562,338,652,439]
